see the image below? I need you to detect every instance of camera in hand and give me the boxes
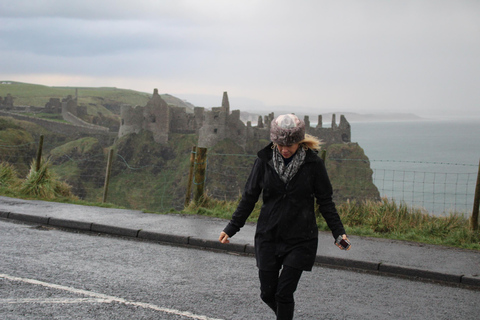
[335,235,351,250]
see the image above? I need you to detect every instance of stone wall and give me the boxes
[62,111,110,132]
[306,114,351,144]
[119,89,174,144]
[62,95,77,116]
[197,101,351,149]
[169,106,198,134]
[45,98,62,113]
[0,111,114,146]
[0,94,14,110]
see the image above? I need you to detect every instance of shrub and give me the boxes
[0,162,21,189]
[19,158,77,200]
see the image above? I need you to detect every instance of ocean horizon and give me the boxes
[349,118,480,216]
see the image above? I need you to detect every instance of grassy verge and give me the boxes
[335,198,479,250]
[182,194,479,250]
[0,160,127,209]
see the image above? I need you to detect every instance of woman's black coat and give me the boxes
[223,143,346,271]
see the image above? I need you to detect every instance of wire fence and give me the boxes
[370,161,478,215]
[203,153,256,200]
[203,154,478,216]
[1,140,478,216]
[0,140,189,211]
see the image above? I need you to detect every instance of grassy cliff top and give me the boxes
[0,81,195,112]
[0,81,150,108]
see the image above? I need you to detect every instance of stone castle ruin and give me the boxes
[119,88,198,144]
[0,90,110,141]
[118,89,351,150]
[1,88,351,150]
[0,89,85,116]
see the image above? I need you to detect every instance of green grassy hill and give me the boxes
[0,81,150,109]
[0,81,194,113]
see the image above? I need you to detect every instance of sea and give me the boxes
[348,118,480,216]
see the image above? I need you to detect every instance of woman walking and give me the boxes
[219,114,350,319]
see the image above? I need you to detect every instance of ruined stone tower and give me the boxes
[118,88,170,144]
[197,92,247,148]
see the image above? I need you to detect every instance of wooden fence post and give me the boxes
[35,135,44,171]
[193,147,208,204]
[320,149,327,163]
[102,148,114,203]
[184,146,197,206]
[470,158,480,231]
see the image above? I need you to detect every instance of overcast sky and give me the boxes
[1,0,479,118]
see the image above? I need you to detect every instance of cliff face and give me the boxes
[110,135,379,209]
[205,139,380,205]
[324,143,380,203]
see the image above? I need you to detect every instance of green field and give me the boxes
[0,81,152,108]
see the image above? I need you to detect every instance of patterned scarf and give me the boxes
[272,146,306,183]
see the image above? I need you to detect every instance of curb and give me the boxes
[91,223,140,238]
[49,217,92,231]
[378,263,463,284]
[8,212,50,225]
[1,210,479,289]
[315,255,379,272]
[138,230,189,245]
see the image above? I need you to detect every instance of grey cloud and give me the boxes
[0,17,203,57]
[0,0,175,19]
[1,0,479,118]
[0,0,238,22]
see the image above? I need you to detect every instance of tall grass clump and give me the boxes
[18,158,77,200]
[336,197,479,250]
[0,162,22,195]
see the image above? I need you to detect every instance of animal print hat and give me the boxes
[270,114,305,145]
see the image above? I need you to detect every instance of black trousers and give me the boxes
[259,265,303,305]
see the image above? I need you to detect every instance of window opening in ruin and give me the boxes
[214,128,218,134]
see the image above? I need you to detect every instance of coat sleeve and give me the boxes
[313,158,346,239]
[223,158,264,237]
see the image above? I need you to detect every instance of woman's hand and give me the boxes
[335,234,351,251]
[219,231,230,244]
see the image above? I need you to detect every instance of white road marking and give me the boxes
[1,298,113,304]
[1,273,224,320]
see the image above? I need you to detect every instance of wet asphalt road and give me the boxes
[0,219,478,320]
